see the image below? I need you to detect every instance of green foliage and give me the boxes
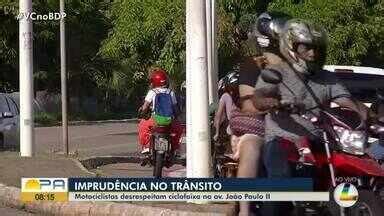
[99,0,185,93]
[2,0,384,115]
[268,0,384,67]
[217,0,269,74]
[34,112,60,126]
[34,111,132,126]
[219,0,269,24]
[99,0,269,90]
[0,0,18,91]
[0,0,111,94]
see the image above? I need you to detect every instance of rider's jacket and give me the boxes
[255,57,351,142]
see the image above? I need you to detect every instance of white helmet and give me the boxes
[279,19,328,75]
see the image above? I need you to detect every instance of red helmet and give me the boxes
[150,68,168,87]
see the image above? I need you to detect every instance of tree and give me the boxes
[99,0,270,94]
[217,0,270,75]
[268,0,384,67]
[0,0,18,92]
[2,0,384,116]
[99,0,186,96]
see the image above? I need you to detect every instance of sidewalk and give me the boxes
[0,152,236,215]
[0,152,92,188]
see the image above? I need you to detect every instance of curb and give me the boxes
[80,155,143,170]
[35,118,138,128]
[69,158,98,176]
[80,155,185,170]
[68,118,138,126]
[0,183,236,216]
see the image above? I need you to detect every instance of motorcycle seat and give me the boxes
[152,126,171,133]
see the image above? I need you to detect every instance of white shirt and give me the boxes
[144,87,177,111]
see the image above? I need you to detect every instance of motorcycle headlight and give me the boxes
[333,125,366,155]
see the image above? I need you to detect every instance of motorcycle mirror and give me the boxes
[261,69,282,84]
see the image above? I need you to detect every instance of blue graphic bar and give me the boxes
[68,178,313,192]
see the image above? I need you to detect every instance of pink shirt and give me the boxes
[219,93,235,135]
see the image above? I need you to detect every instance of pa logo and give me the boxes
[22,178,67,192]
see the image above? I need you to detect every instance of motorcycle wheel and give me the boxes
[348,190,384,216]
[326,190,384,216]
[153,151,164,178]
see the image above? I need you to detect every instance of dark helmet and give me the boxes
[248,12,288,49]
[218,70,239,97]
[279,19,328,75]
[227,70,239,84]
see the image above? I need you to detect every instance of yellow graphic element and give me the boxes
[339,184,358,201]
[339,194,358,201]
[25,179,41,191]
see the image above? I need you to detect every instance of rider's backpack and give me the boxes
[153,89,175,126]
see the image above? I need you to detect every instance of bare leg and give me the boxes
[237,134,264,216]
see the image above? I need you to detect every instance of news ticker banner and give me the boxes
[21,178,329,202]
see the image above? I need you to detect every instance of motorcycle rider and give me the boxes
[213,72,240,144]
[228,12,290,216]
[253,19,368,216]
[367,88,384,160]
[137,68,183,155]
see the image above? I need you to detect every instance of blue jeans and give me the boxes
[260,138,293,216]
[368,140,384,160]
[263,138,292,178]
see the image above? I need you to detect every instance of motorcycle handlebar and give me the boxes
[272,101,319,123]
[274,101,306,114]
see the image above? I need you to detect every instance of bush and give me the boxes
[34,112,60,126]
[34,111,134,126]
[69,112,133,121]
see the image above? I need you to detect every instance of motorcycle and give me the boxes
[260,69,384,216]
[139,111,186,178]
[368,116,384,163]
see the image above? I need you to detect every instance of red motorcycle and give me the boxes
[279,106,384,216]
[139,111,186,178]
[260,69,384,216]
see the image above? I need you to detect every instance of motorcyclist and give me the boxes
[367,88,384,160]
[228,12,289,216]
[137,68,183,155]
[213,71,240,144]
[253,19,368,216]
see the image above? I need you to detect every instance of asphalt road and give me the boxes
[1,122,126,215]
[1,122,184,214]
[34,122,186,177]
[34,122,139,158]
